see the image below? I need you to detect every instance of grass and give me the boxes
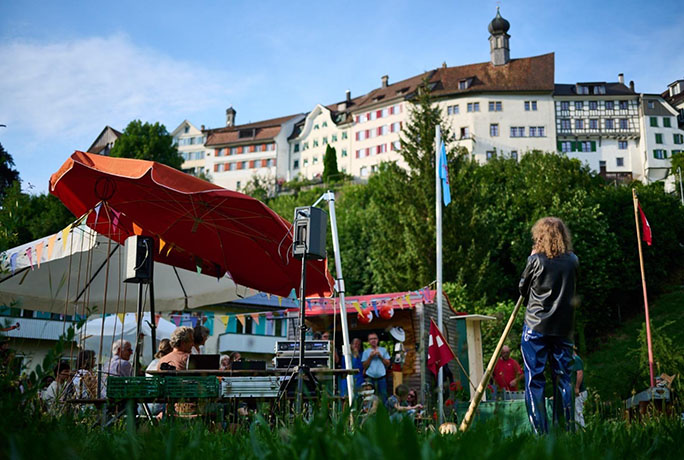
[585,287,684,403]
[4,406,684,460]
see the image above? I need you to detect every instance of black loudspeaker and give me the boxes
[292,206,327,260]
[124,235,154,283]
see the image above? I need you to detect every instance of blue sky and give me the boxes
[1,0,682,194]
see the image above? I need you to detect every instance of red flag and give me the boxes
[638,204,652,246]
[427,319,455,376]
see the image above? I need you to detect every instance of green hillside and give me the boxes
[584,287,684,403]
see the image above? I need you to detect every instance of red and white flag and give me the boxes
[427,319,455,376]
[638,203,652,246]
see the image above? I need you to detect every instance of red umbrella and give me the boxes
[49,151,332,297]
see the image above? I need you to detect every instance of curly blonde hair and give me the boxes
[169,326,194,349]
[531,217,572,258]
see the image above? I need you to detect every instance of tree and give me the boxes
[322,145,340,183]
[0,143,20,202]
[110,120,183,169]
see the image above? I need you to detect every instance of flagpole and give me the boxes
[435,125,444,424]
[632,189,655,388]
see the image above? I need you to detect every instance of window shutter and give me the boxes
[571,142,578,152]
[249,160,255,168]
[237,146,243,154]
[356,132,360,141]
[557,141,562,151]
[591,141,596,152]
[214,164,219,172]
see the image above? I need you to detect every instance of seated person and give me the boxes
[387,384,423,420]
[359,380,379,418]
[42,362,71,407]
[70,350,98,399]
[157,326,194,371]
[219,355,231,371]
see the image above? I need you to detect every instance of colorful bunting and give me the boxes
[251,313,260,325]
[35,241,44,268]
[195,257,202,274]
[172,315,181,327]
[353,301,363,315]
[132,222,143,236]
[110,208,121,229]
[159,238,166,254]
[47,235,57,259]
[371,300,380,317]
[26,248,34,270]
[61,224,72,250]
[236,315,246,329]
[94,203,102,224]
[10,253,17,274]
[117,313,125,323]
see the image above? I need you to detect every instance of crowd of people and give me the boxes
[30,216,587,432]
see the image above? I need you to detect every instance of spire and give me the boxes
[488,7,511,66]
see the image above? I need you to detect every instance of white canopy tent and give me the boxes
[0,225,256,315]
[77,312,177,366]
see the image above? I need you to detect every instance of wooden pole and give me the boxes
[632,189,655,388]
[459,296,523,432]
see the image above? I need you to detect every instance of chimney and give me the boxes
[629,80,635,92]
[381,75,389,88]
[201,124,205,130]
[346,90,351,103]
[226,107,236,127]
[618,73,624,85]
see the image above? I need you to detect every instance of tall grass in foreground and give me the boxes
[4,403,683,460]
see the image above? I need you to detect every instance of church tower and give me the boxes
[488,7,511,66]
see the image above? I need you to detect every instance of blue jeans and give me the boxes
[520,325,574,434]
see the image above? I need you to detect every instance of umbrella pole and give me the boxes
[133,283,144,376]
[149,280,157,361]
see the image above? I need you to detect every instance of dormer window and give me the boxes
[459,80,468,90]
[239,128,256,138]
[372,95,385,102]
[396,87,409,95]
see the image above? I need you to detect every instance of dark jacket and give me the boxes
[519,252,578,339]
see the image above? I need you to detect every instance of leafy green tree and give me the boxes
[110,120,183,169]
[0,143,20,201]
[322,145,340,183]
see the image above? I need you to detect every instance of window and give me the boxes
[313,157,318,164]
[618,140,628,149]
[303,142,309,150]
[460,127,470,139]
[653,149,666,159]
[360,166,369,177]
[655,133,663,144]
[313,139,319,147]
[664,117,672,128]
[616,157,624,167]
[313,124,319,130]
[579,141,595,152]
[229,162,237,171]
[467,102,476,112]
[605,101,614,110]
[293,143,300,153]
[489,101,502,112]
[525,101,537,111]
[674,134,684,144]
[589,101,598,110]
[303,158,309,166]
[511,151,518,160]
[619,100,629,110]
[575,119,584,129]
[331,134,337,142]
[510,126,525,137]
[322,121,328,128]
[575,101,583,110]
[647,101,655,109]
[447,105,459,115]
[589,119,598,130]
[184,126,190,134]
[486,151,496,160]
[342,131,348,139]
[619,119,629,129]
[605,119,614,130]
[529,126,545,137]
[341,149,348,157]
[293,160,299,169]
[490,123,499,136]
[650,117,658,127]
[322,137,328,145]
[459,80,468,90]
[560,141,572,152]
[560,119,571,130]
[560,101,570,111]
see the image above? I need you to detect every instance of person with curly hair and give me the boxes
[157,326,194,371]
[519,217,579,434]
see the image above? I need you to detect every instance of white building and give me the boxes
[204,108,304,191]
[663,79,684,129]
[638,94,684,184]
[171,120,209,177]
[554,79,640,182]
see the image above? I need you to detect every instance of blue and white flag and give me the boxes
[439,142,451,206]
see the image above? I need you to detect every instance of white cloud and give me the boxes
[0,34,252,140]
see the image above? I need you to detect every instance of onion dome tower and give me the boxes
[488,7,511,66]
